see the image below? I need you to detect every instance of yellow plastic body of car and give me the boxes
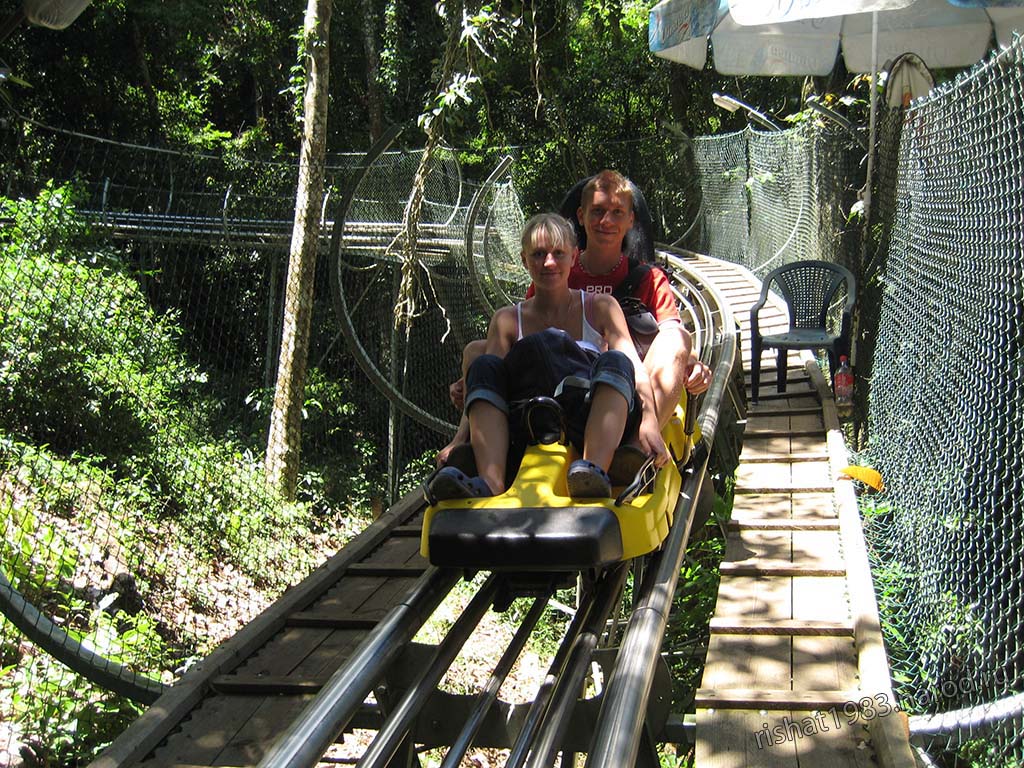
[421,402,695,571]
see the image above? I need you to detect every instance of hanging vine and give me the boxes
[390,0,516,333]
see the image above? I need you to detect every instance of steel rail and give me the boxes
[585,258,737,768]
[257,566,459,768]
[909,692,1024,739]
[525,563,630,768]
[439,596,550,768]
[504,584,603,768]
[357,575,501,768]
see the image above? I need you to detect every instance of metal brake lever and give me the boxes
[614,454,658,506]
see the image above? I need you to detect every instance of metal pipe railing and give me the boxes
[505,585,602,768]
[257,566,459,768]
[439,595,550,768]
[357,575,501,768]
[909,692,1024,740]
[526,563,629,768]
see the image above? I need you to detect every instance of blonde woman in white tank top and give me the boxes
[428,213,667,501]
[514,290,605,354]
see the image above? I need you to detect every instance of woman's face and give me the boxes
[522,231,575,288]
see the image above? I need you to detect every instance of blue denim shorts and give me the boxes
[464,329,642,455]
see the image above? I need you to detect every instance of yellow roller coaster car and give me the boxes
[421,398,697,571]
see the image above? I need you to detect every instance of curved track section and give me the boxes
[0,571,166,704]
[328,125,526,438]
[91,251,741,768]
[328,124,455,435]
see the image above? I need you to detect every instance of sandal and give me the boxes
[566,459,612,499]
[426,466,494,503]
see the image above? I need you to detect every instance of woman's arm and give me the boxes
[484,305,517,358]
[590,295,669,466]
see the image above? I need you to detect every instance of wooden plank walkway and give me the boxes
[679,254,916,768]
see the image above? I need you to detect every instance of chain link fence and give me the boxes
[861,40,1024,766]
[693,121,863,280]
[5,35,1024,763]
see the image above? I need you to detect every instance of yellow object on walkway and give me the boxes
[841,465,884,492]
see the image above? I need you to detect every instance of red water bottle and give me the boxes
[834,355,853,409]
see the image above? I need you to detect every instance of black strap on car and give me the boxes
[611,257,651,302]
[611,257,661,358]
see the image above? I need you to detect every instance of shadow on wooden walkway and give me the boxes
[681,254,917,768]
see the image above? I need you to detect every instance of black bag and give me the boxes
[612,258,662,360]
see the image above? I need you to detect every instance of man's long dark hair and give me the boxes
[558,175,655,264]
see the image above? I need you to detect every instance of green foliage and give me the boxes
[0,184,200,460]
[0,182,390,758]
[9,655,143,765]
[0,185,355,582]
[246,367,386,511]
[3,494,80,598]
[5,604,177,766]
[658,746,691,768]
[394,448,438,500]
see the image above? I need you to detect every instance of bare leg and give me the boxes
[436,414,470,467]
[467,401,509,495]
[644,327,688,428]
[581,384,629,471]
[437,339,488,465]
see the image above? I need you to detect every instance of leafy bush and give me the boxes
[245,367,385,511]
[0,183,385,760]
[7,606,176,766]
[0,184,201,460]
[0,186,300,579]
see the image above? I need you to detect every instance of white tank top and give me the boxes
[515,290,606,354]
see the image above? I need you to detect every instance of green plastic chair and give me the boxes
[750,260,856,403]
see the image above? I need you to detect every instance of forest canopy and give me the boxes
[0,0,807,213]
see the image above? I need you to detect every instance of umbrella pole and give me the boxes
[855,12,880,371]
[859,14,880,281]
[864,11,879,223]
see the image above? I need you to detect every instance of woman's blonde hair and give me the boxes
[520,213,578,254]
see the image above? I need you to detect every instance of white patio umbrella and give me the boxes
[23,0,92,29]
[649,0,1024,240]
[1,0,92,43]
[649,0,1024,76]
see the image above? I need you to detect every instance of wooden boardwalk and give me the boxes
[680,254,915,768]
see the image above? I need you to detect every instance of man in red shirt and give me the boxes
[439,170,709,464]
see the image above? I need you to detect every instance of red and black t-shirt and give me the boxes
[526,253,681,326]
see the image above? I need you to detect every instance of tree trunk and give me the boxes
[129,13,162,144]
[359,0,385,142]
[265,0,332,500]
[667,66,691,126]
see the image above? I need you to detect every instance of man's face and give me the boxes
[578,187,634,251]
